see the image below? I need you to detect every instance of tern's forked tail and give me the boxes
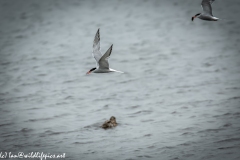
[110,68,124,73]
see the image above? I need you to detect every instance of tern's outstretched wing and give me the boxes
[201,0,215,16]
[92,29,102,66]
[98,44,113,69]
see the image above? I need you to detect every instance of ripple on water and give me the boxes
[129,110,153,115]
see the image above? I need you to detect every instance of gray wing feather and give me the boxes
[92,29,102,66]
[98,44,113,69]
[201,0,215,16]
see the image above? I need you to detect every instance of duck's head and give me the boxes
[110,116,116,123]
[86,67,96,74]
[192,13,201,21]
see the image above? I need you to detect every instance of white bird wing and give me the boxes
[201,0,215,16]
[92,29,102,67]
[98,44,113,69]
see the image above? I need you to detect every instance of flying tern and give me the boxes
[192,0,219,21]
[86,29,123,74]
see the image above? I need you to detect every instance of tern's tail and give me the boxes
[115,70,124,73]
[110,68,124,73]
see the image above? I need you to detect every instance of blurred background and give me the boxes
[0,0,240,160]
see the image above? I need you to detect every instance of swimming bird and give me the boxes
[86,29,123,74]
[102,116,118,129]
[192,0,219,21]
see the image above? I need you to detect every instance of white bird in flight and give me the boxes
[192,0,219,21]
[86,29,123,74]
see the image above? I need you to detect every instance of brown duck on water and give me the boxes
[102,116,117,129]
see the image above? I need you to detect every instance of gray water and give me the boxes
[0,0,240,160]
